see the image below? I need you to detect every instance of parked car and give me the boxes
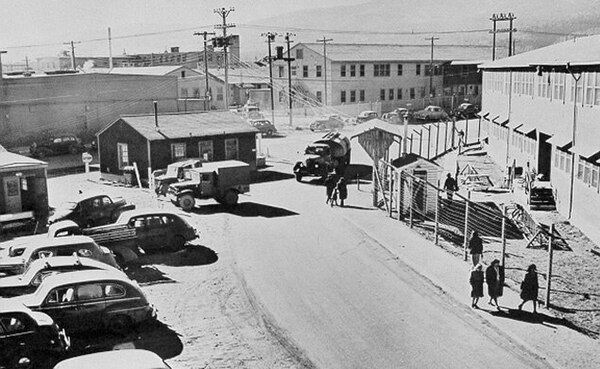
[249,119,277,137]
[0,255,125,298]
[29,135,85,159]
[0,302,70,369]
[454,103,480,118]
[381,111,403,124]
[309,115,345,132]
[0,236,119,276]
[413,106,449,121]
[152,159,203,196]
[82,209,198,262]
[53,349,171,369]
[356,111,379,123]
[15,270,156,334]
[48,194,136,228]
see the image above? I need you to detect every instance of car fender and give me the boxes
[176,189,195,198]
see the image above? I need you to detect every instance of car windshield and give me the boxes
[305,146,328,155]
[56,201,78,211]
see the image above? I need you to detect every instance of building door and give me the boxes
[413,170,428,215]
[538,133,552,180]
[3,177,22,213]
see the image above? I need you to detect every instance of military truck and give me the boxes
[152,158,203,196]
[167,160,251,211]
[293,131,351,182]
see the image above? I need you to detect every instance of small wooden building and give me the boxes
[392,153,443,217]
[0,150,49,226]
[97,111,258,184]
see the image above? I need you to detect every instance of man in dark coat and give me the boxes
[518,264,539,313]
[485,259,505,310]
[336,177,348,207]
[443,173,458,200]
[468,230,483,266]
[324,174,338,205]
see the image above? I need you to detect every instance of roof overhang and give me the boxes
[505,121,523,130]
[514,123,536,136]
[569,143,600,160]
[546,134,572,149]
[492,115,509,125]
[477,111,490,119]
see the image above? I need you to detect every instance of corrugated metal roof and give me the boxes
[480,34,600,69]
[112,111,258,141]
[299,43,490,63]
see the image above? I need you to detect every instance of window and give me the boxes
[350,65,356,77]
[341,64,346,77]
[585,73,594,105]
[397,64,403,76]
[416,64,421,76]
[316,65,322,77]
[0,315,28,333]
[181,71,186,78]
[278,66,284,78]
[380,89,386,101]
[171,143,186,160]
[397,88,402,100]
[374,64,390,77]
[77,284,103,300]
[584,161,592,184]
[225,138,239,160]
[105,284,126,298]
[577,157,584,180]
[592,165,599,188]
[341,90,346,103]
[199,140,213,161]
[216,87,223,101]
[359,64,365,77]
[316,91,322,103]
[389,89,394,100]
[410,88,415,99]
[350,90,356,103]
[302,65,308,78]
[565,152,571,173]
[117,143,129,169]
[595,73,600,106]
[296,49,303,59]
[359,90,365,102]
[291,66,297,76]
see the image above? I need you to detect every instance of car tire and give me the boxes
[108,314,132,334]
[267,129,273,136]
[179,194,195,212]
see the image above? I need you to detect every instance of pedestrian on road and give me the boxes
[468,230,483,266]
[469,263,484,308]
[324,174,338,205]
[518,264,539,314]
[443,173,458,200]
[336,176,348,207]
[486,259,505,310]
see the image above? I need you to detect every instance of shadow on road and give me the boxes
[192,202,298,218]
[486,308,599,337]
[70,320,183,360]
[251,169,295,184]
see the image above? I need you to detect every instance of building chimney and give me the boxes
[170,47,180,53]
[154,101,159,128]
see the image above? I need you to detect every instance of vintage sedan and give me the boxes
[0,236,119,276]
[413,105,449,121]
[0,256,125,298]
[249,119,277,137]
[309,115,345,131]
[29,134,85,159]
[15,270,156,334]
[0,302,70,369]
[48,194,135,228]
[356,110,379,123]
[53,349,171,369]
[454,103,480,118]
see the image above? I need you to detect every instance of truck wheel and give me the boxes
[223,190,239,206]
[295,173,302,182]
[179,194,195,212]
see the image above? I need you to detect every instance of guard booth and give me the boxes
[0,150,49,230]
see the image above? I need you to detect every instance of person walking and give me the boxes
[469,264,484,308]
[485,259,505,310]
[336,176,348,207]
[468,230,483,266]
[518,264,539,313]
[324,174,338,205]
[443,173,458,200]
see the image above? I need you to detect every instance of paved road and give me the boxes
[216,162,548,369]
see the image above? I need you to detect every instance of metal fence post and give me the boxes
[409,175,414,228]
[435,181,440,245]
[501,205,506,267]
[419,128,423,156]
[388,166,394,218]
[372,159,378,207]
[545,223,554,307]
[435,122,440,158]
[427,125,431,159]
[410,133,414,154]
[465,116,469,145]
[397,171,402,221]
[444,121,448,152]
[463,190,471,261]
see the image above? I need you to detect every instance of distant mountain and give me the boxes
[239,0,600,61]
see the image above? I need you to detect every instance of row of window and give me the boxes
[554,148,573,175]
[576,155,600,189]
[279,63,430,79]
[338,86,429,103]
[116,139,239,169]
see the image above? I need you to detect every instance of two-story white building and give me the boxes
[479,35,600,243]
[273,43,486,112]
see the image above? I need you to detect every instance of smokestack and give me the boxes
[154,101,159,128]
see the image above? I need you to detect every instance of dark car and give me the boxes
[414,105,449,121]
[16,270,156,334]
[249,119,277,136]
[0,302,70,369]
[309,115,345,132]
[356,111,379,124]
[30,135,85,159]
[454,103,480,119]
[48,194,135,228]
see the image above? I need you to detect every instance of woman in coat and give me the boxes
[469,264,484,308]
[518,264,539,313]
[468,230,483,266]
[336,177,348,207]
[485,259,505,310]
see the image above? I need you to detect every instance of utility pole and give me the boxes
[316,36,333,105]
[489,13,517,59]
[194,31,216,111]
[24,57,29,73]
[63,41,81,71]
[214,7,235,109]
[284,32,296,126]
[425,36,439,97]
[261,32,277,126]
[108,27,113,69]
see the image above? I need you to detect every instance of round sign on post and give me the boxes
[82,152,93,163]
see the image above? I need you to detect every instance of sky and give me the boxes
[0,0,367,65]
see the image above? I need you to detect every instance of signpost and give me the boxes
[82,152,93,174]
